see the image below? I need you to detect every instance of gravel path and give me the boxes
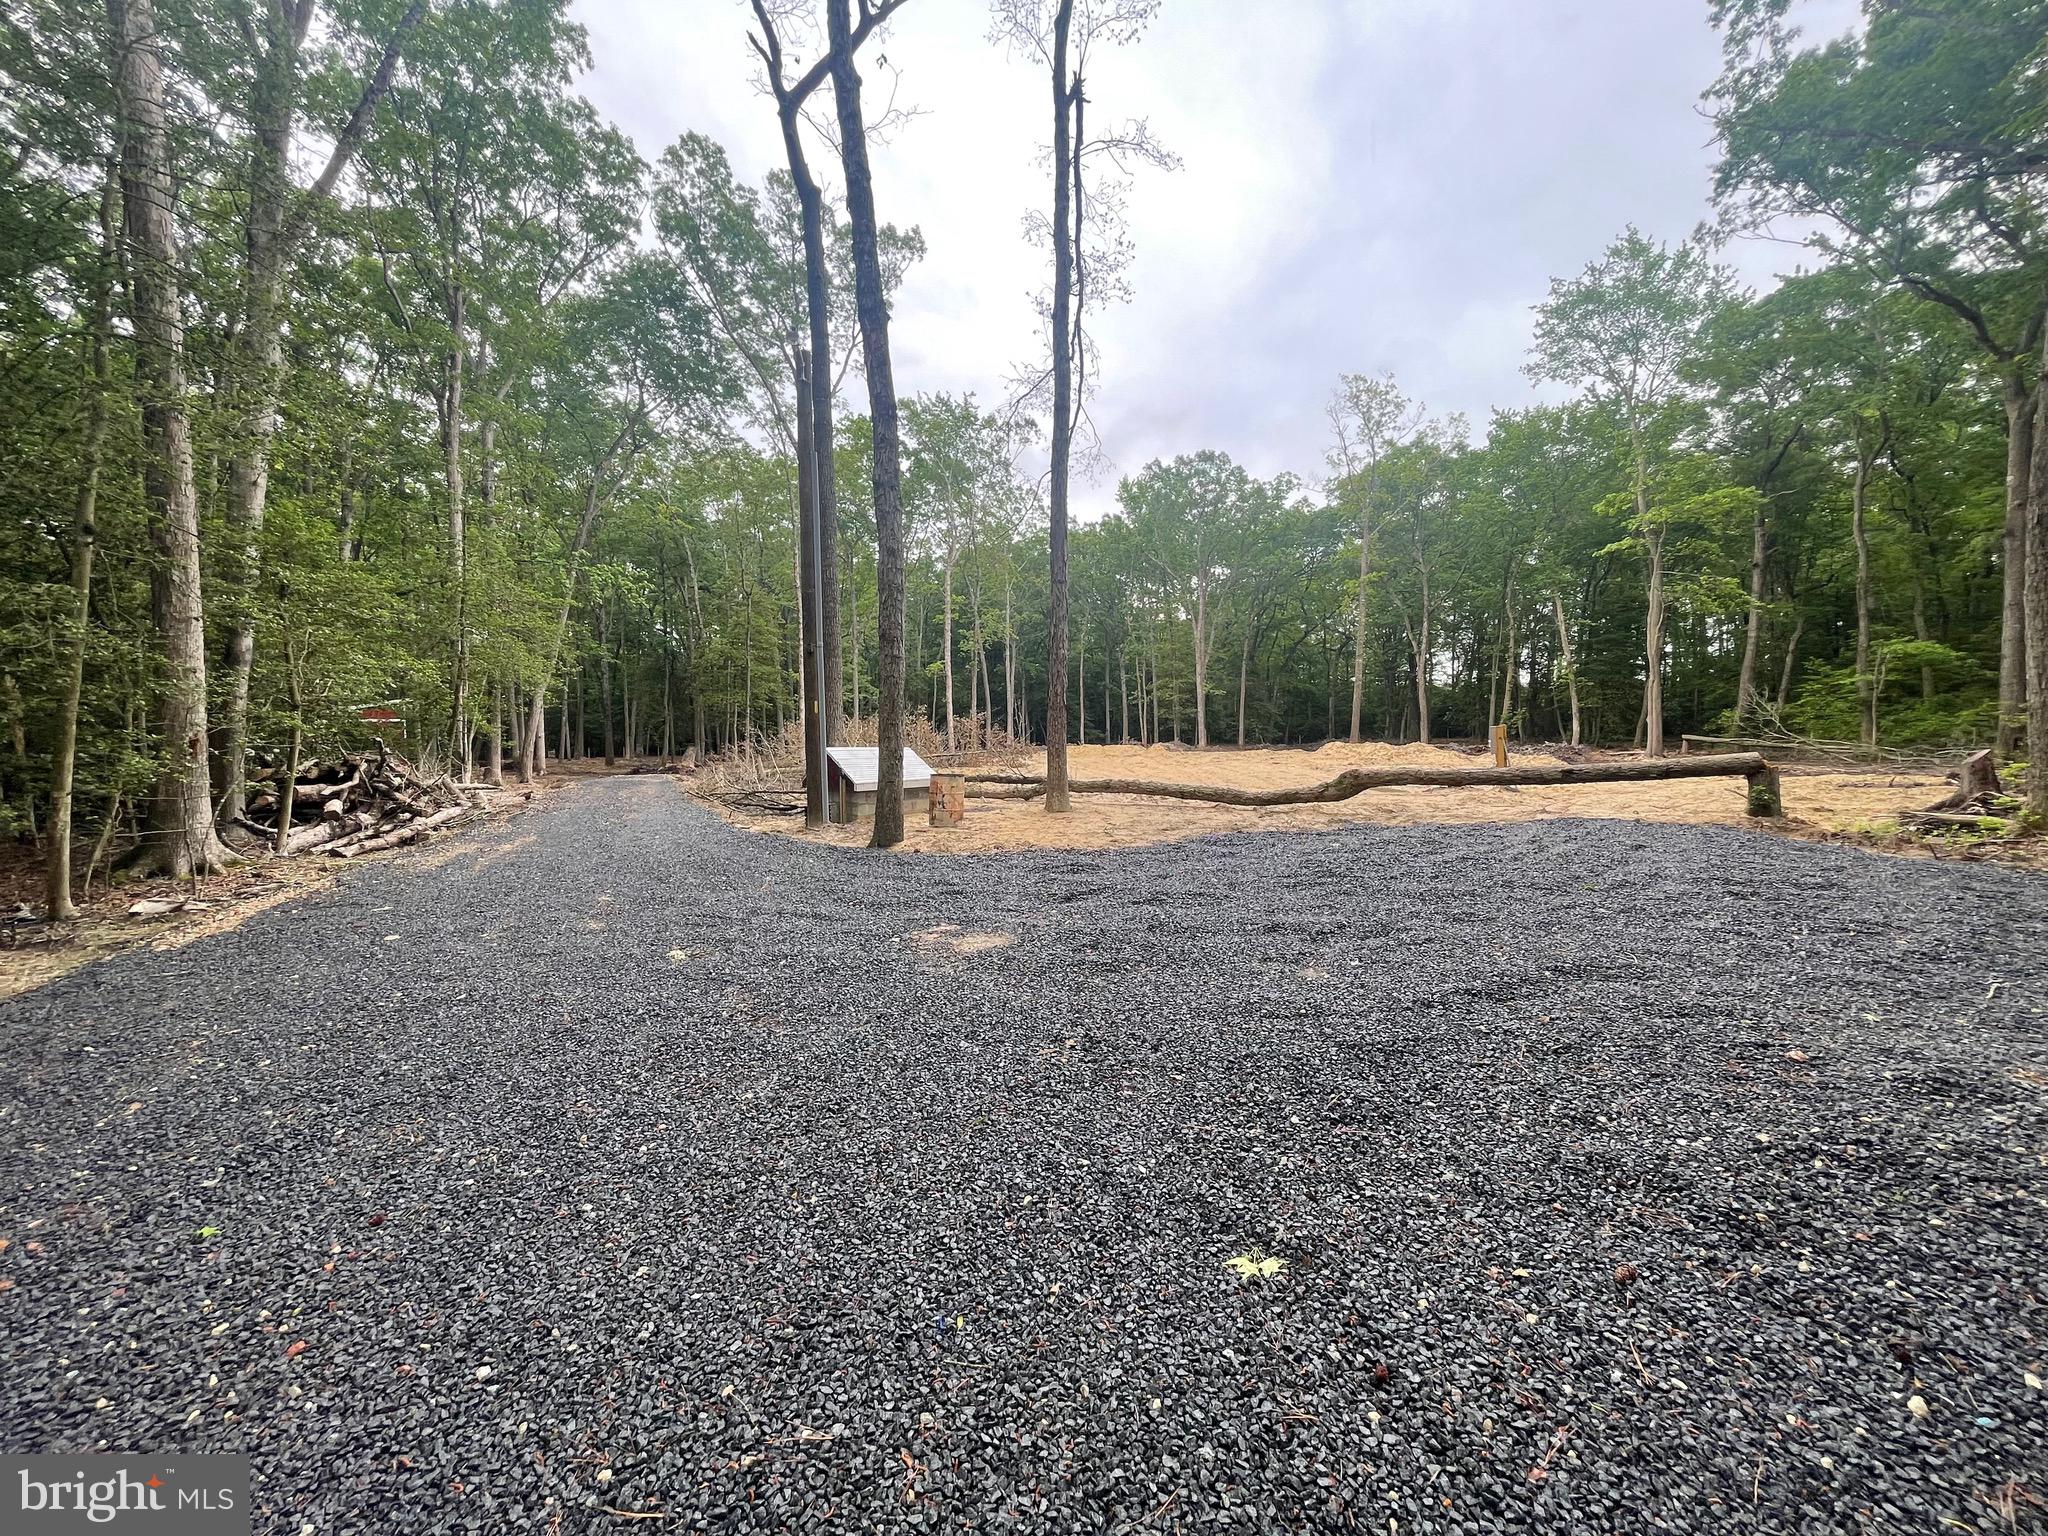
[4,775,2047,1534]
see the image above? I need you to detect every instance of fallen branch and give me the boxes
[1899,811,2010,832]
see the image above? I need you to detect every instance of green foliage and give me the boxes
[0,0,2032,901]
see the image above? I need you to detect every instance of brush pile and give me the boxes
[234,742,482,858]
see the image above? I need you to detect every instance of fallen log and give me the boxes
[331,804,465,858]
[280,815,367,856]
[972,783,1047,801]
[964,752,1785,817]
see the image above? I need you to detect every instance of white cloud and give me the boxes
[574,0,1836,516]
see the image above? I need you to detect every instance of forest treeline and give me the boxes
[2,0,2045,900]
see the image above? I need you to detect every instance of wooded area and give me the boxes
[2,0,2044,912]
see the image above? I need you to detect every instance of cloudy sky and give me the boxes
[576,0,1853,517]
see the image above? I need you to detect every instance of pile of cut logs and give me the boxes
[233,744,481,858]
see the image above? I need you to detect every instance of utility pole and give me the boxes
[796,347,829,825]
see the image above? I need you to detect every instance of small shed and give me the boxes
[825,746,933,824]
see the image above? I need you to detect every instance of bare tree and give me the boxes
[749,0,908,823]
[47,171,117,918]
[992,0,1171,810]
[819,0,914,845]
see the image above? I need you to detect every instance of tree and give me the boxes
[1117,452,1284,748]
[1376,423,1467,745]
[209,0,424,826]
[747,0,910,825]
[823,0,914,846]
[1709,0,2048,780]
[109,0,238,875]
[360,0,634,776]
[1327,372,1424,743]
[992,0,1170,809]
[1529,229,1736,756]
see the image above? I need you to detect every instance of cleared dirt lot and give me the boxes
[717,740,1955,854]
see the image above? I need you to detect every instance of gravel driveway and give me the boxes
[4,774,2046,1534]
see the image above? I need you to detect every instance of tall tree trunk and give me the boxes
[752,3,845,731]
[213,0,419,822]
[1776,613,1804,712]
[442,289,470,776]
[942,554,956,751]
[2000,372,2034,759]
[790,159,842,734]
[1735,503,1767,725]
[826,0,907,846]
[112,0,234,877]
[1348,499,1370,742]
[1852,443,1878,750]
[1042,0,1077,811]
[48,172,117,920]
[1101,642,1109,751]
[338,476,358,562]
[1189,591,1208,748]
[214,7,295,826]
[1077,629,1086,745]
[600,603,616,765]
[1910,572,1935,701]
[487,683,504,786]
[1237,627,1252,748]
[1412,623,1432,744]
[1643,526,1666,757]
[2025,329,2048,817]
[795,349,826,824]
[1551,594,1581,749]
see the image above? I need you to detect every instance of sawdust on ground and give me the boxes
[700,740,1958,856]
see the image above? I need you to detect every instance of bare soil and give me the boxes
[698,740,1988,858]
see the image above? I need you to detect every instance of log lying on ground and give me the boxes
[965,752,1786,817]
[333,804,466,858]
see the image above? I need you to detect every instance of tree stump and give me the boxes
[1947,749,2000,808]
[928,772,965,828]
[1745,765,1784,819]
[1491,724,1507,767]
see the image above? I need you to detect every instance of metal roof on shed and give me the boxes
[824,746,933,792]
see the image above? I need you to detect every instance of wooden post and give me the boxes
[1745,763,1783,819]
[1491,724,1507,767]
[928,772,965,828]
